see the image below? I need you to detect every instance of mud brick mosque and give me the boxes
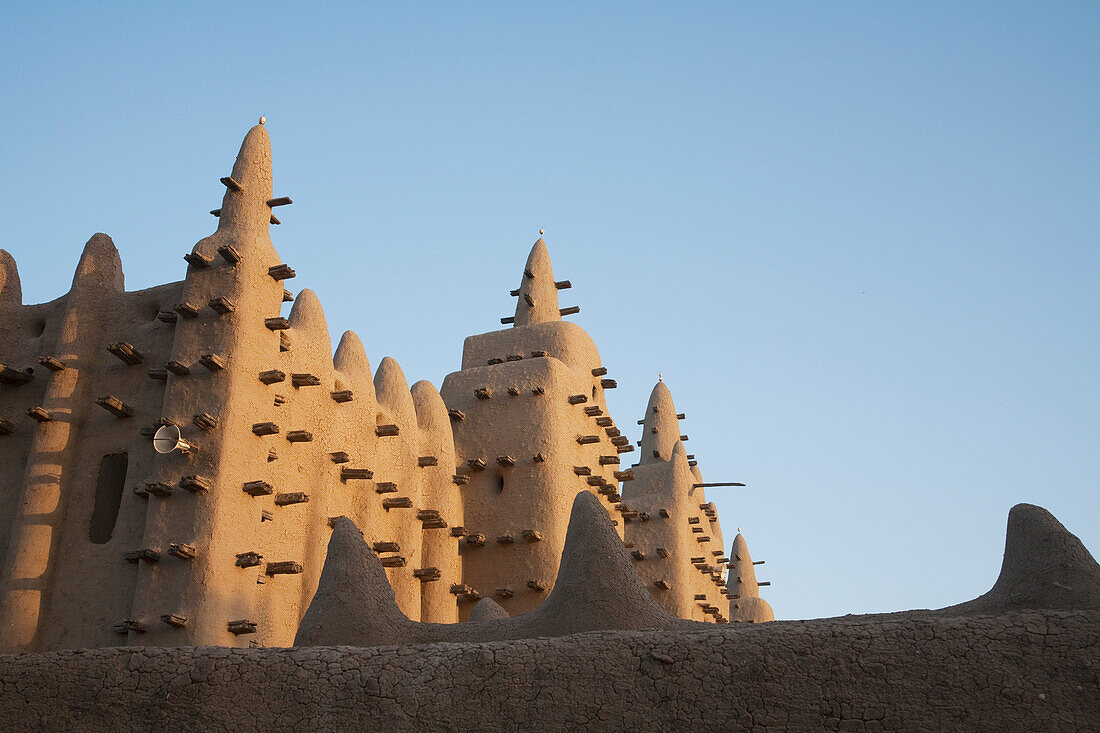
[0,121,773,653]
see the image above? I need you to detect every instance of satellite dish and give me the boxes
[153,424,194,454]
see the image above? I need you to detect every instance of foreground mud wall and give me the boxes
[0,610,1095,732]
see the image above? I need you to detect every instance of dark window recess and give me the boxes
[495,474,505,494]
[89,453,128,544]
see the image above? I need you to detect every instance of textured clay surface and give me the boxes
[0,611,1096,732]
[0,123,737,651]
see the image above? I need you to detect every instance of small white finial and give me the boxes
[539,228,545,236]
[259,115,267,125]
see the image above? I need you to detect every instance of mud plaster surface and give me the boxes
[0,610,1096,732]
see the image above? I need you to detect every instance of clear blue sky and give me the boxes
[2,2,1096,620]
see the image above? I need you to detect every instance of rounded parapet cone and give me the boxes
[216,124,274,235]
[410,380,452,439]
[333,330,376,405]
[0,249,21,306]
[640,381,681,464]
[727,533,774,622]
[72,233,124,293]
[374,356,417,425]
[512,238,561,327]
[727,534,761,597]
[468,597,510,622]
[287,289,332,361]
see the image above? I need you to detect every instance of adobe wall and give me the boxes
[439,240,637,619]
[0,610,1094,732]
[0,122,748,652]
[0,126,468,651]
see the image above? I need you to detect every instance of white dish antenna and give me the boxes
[153,424,194,454]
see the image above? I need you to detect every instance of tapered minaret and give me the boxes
[727,533,774,622]
[621,381,729,622]
[440,235,625,619]
[511,238,561,327]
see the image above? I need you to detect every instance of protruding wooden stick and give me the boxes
[107,342,144,365]
[209,296,236,314]
[227,620,257,635]
[161,614,188,628]
[37,356,65,372]
[192,413,217,431]
[268,264,295,281]
[96,396,133,418]
[275,492,309,506]
[691,482,746,488]
[258,369,286,384]
[184,251,212,268]
[174,302,200,318]
[220,176,242,192]
[291,373,320,388]
[559,306,580,316]
[242,480,273,496]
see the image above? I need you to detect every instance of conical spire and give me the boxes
[512,238,561,327]
[640,381,681,464]
[215,124,274,234]
[0,250,21,307]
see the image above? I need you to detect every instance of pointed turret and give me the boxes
[214,123,274,235]
[727,533,775,623]
[0,250,21,307]
[512,238,561,327]
[640,380,681,464]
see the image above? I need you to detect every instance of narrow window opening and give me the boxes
[592,385,597,399]
[495,474,505,494]
[89,452,128,544]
